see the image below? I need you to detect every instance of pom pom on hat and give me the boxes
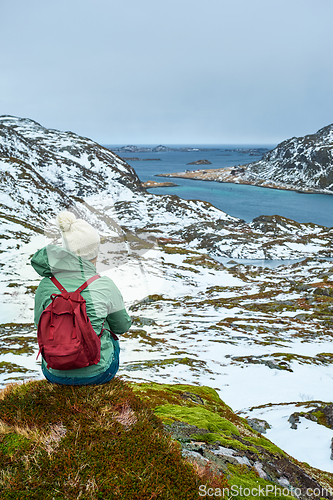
[55,211,100,261]
[56,212,76,232]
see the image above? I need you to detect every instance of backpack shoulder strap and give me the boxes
[76,274,101,293]
[50,276,67,292]
[49,274,101,294]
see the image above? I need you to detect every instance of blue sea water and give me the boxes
[106,145,333,228]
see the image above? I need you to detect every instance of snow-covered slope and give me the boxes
[243,123,333,192]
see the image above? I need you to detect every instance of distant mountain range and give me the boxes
[109,144,270,154]
[109,145,211,153]
[243,123,333,192]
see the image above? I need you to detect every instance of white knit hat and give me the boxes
[55,211,100,261]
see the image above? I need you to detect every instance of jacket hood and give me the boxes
[31,245,96,278]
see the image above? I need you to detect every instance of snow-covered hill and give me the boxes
[243,123,333,193]
[0,116,144,231]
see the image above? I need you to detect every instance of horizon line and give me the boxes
[101,142,277,146]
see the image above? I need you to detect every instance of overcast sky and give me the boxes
[1,0,333,145]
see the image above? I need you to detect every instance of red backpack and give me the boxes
[37,275,103,370]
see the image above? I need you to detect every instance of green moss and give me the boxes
[189,432,223,443]
[162,246,193,255]
[309,410,327,426]
[131,382,224,408]
[246,436,286,456]
[225,464,294,499]
[0,361,35,374]
[131,383,254,437]
[155,404,240,436]
[294,407,332,428]
[0,433,31,457]
[183,255,223,270]
[190,432,258,453]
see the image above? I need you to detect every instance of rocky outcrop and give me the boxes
[133,383,333,499]
[289,404,333,431]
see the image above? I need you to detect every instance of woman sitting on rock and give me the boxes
[31,211,132,385]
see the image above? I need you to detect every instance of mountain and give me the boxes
[243,124,333,193]
[0,116,148,238]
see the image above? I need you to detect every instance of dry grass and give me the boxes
[113,401,138,430]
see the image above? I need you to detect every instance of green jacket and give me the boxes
[31,245,132,380]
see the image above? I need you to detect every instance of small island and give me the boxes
[186,159,212,165]
[121,157,161,161]
[142,180,178,188]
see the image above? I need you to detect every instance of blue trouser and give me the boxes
[42,342,120,386]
